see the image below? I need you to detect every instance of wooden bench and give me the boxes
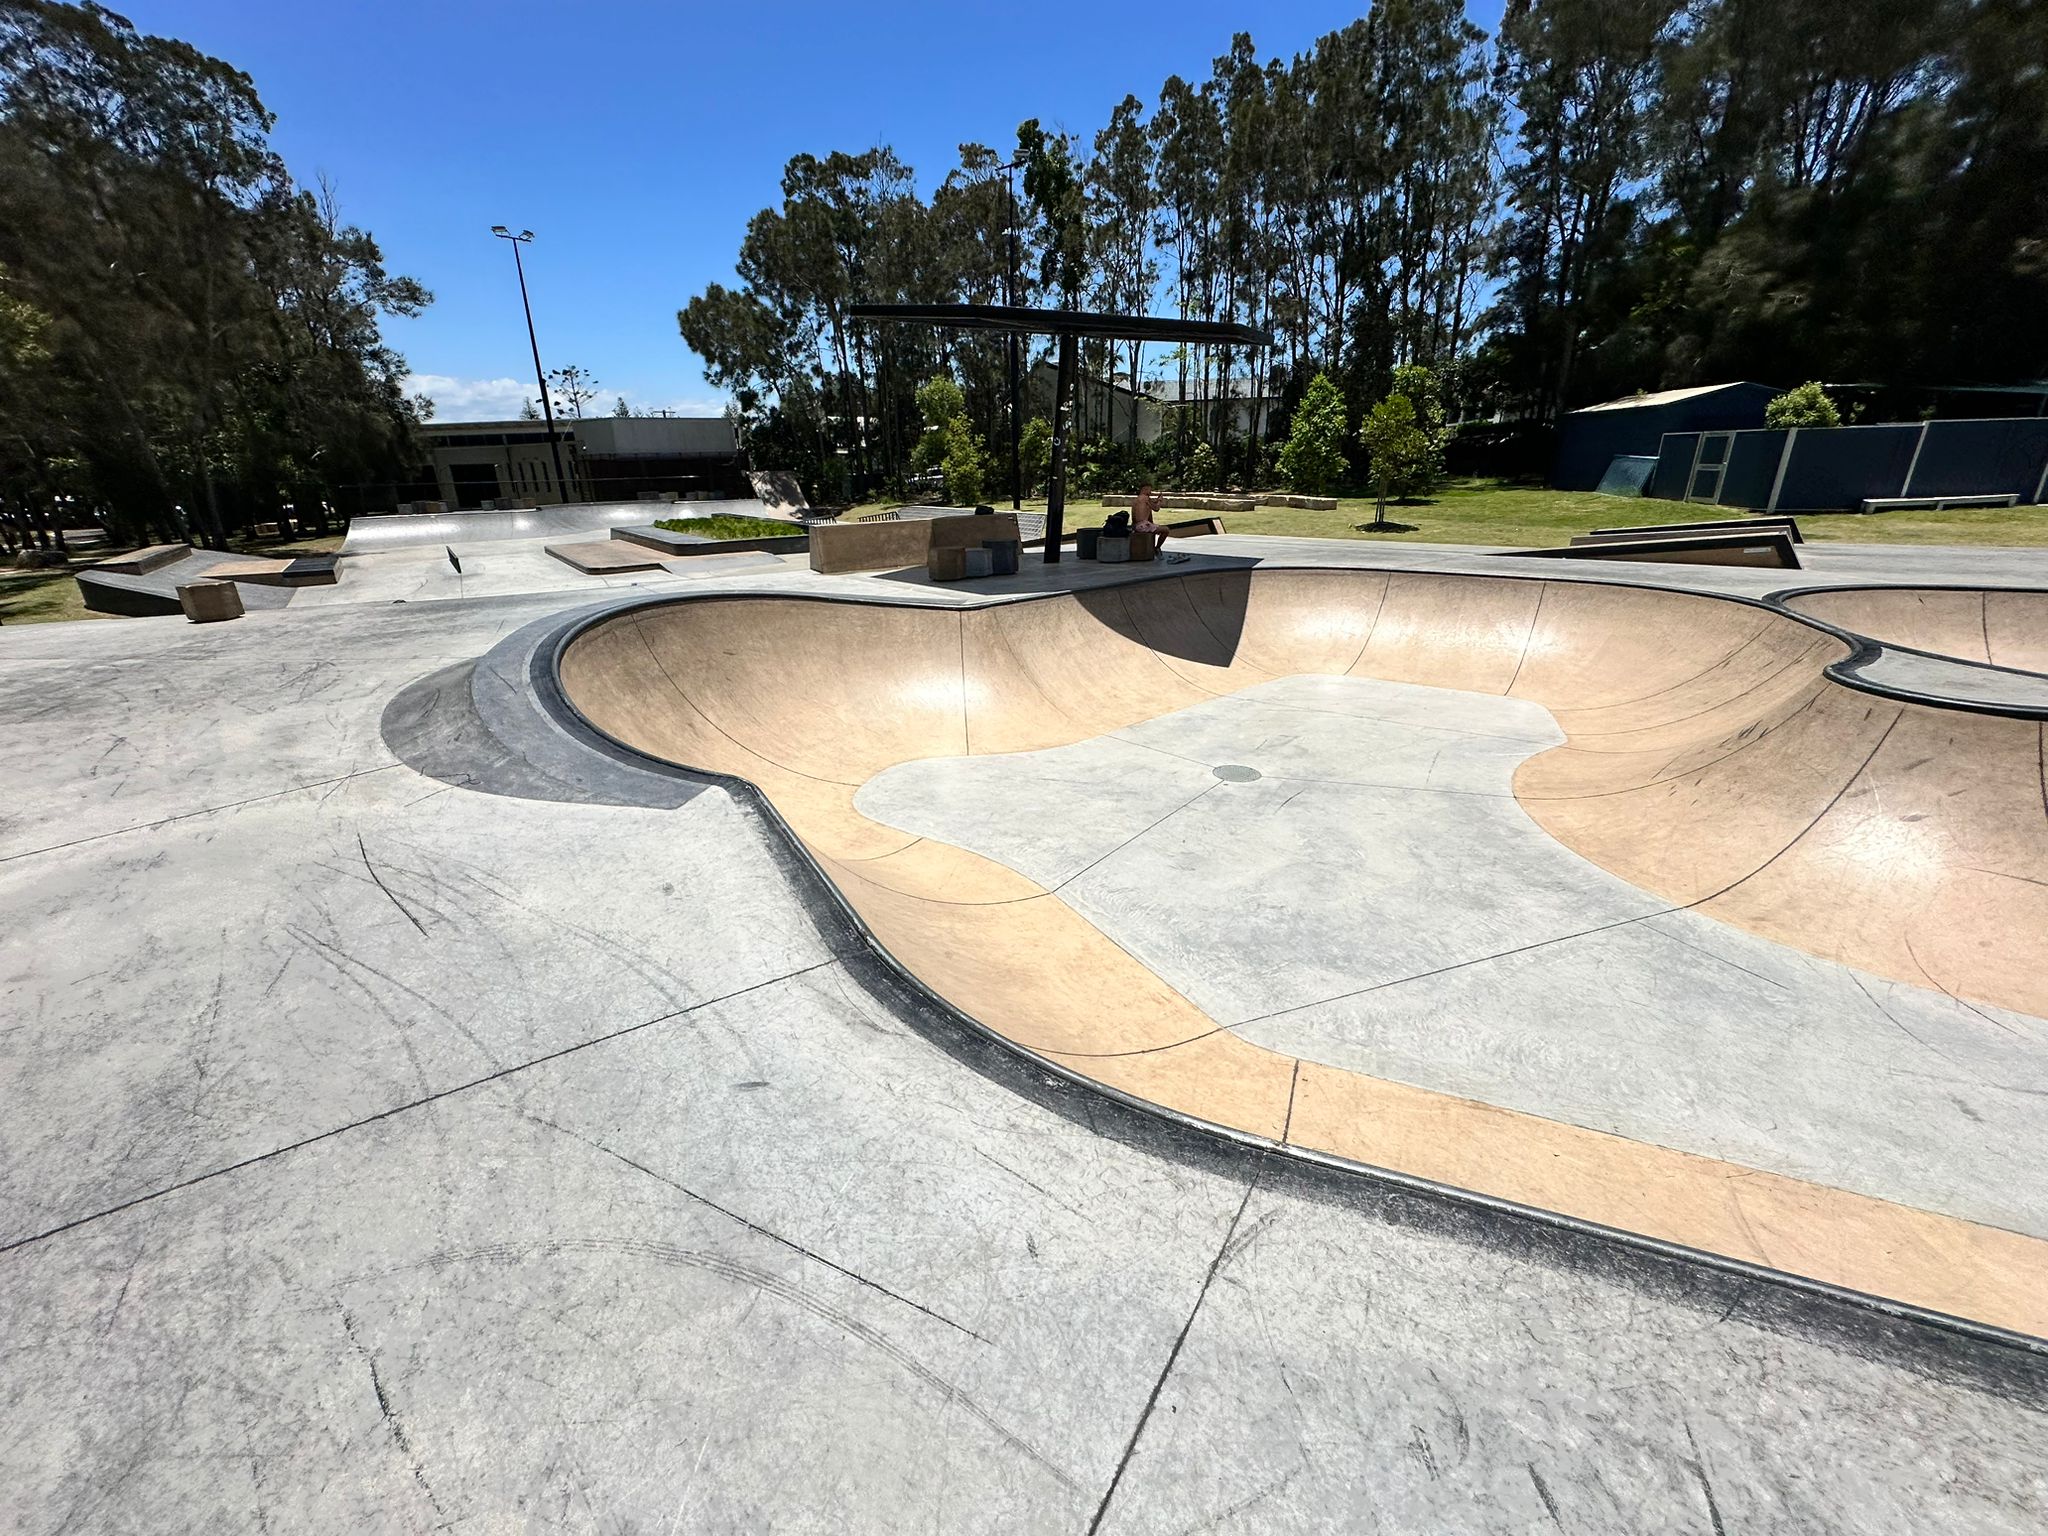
[1858,493,2017,514]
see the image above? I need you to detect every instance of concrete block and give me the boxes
[809,518,932,574]
[962,547,993,578]
[176,580,243,623]
[926,546,969,581]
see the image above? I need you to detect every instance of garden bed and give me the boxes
[613,514,810,558]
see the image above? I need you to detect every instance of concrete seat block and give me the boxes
[177,581,244,622]
[809,518,934,574]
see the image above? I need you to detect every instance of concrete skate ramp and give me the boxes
[1784,586,2048,675]
[76,547,297,617]
[557,568,2048,1337]
[341,500,764,555]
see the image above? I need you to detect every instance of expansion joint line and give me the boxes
[1087,1158,1265,1533]
[0,960,837,1258]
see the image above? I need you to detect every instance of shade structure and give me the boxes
[850,303,1271,563]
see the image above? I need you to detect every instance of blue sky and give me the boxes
[127,2,1506,420]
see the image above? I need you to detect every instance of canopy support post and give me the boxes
[1045,330,1076,564]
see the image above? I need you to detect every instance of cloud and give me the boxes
[404,374,534,421]
[404,375,732,422]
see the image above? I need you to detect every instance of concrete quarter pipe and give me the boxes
[555,566,2048,1339]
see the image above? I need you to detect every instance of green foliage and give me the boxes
[1359,394,1430,527]
[0,2,429,547]
[1765,381,1842,430]
[1185,440,1221,491]
[911,374,984,504]
[1387,364,1450,496]
[652,513,800,540]
[1277,372,1349,495]
[1018,417,1053,495]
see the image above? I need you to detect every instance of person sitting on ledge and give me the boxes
[1132,482,1168,555]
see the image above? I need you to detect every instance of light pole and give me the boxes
[490,226,571,503]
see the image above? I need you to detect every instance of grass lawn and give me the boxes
[654,513,806,540]
[852,480,2048,549]
[0,529,346,626]
[0,565,104,625]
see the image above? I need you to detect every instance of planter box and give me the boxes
[612,524,809,558]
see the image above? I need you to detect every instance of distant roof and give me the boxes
[850,302,1270,347]
[1570,382,1770,414]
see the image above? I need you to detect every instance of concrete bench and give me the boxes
[1258,493,1339,511]
[1513,530,1801,570]
[1586,516,1803,544]
[1858,493,2017,514]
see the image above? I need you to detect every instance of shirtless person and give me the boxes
[1132,482,1167,558]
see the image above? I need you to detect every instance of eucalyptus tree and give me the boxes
[1489,0,1679,421]
[1085,96,1158,447]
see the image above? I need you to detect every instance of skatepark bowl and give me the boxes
[1781,585,2048,675]
[556,565,2048,1340]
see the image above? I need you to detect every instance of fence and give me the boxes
[1649,417,2048,512]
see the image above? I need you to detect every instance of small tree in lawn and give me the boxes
[1388,363,1450,496]
[912,375,985,504]
[1765,381,1841,429]
[1018,417,1053,495]
[1277,371,1348,495]
[1359,394,1428,530]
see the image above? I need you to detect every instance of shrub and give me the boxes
[1185,440,1221,491]
[1765,380,1841,429]
[1277,371,1348,495]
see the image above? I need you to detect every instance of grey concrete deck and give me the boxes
[3,541,2046,1532]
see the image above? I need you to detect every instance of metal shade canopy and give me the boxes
[850,303,1270,565]
[849,302,1270,349]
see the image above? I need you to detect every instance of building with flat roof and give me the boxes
[415,414,739,509]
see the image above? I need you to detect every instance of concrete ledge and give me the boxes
[612,525,809,558]
[1589,516,1804,544]
[544,539,669,574]
[1516,531,1801,569]
[92,543,190,575]
[1259,493,1340,510]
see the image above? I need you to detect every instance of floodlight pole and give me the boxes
[492,226,571,503]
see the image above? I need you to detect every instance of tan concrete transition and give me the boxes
[1786,586,2048,675]
[558,569,2048,1337]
